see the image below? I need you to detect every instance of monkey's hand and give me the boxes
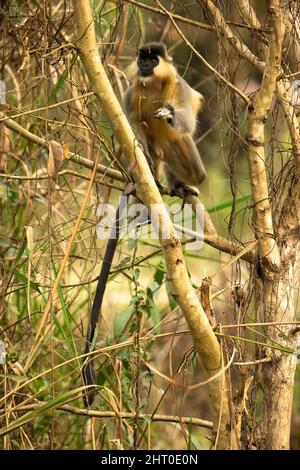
[154,103,174,126]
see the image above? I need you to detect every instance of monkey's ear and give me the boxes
[126,60,139,80]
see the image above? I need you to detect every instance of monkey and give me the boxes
[124,43,206,197]
[82,44,205,406]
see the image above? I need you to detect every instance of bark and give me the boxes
[236,0,298,449]
[245,1,298,449]
[259,271,297,449]
[72,0,238,449]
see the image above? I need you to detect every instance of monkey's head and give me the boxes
[126,43,176,83]
[138,43,172,76]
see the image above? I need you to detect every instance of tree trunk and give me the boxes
[258,180,300,449]
[259,269,297,449]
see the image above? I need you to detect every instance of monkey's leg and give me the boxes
[165,168,199,198]
[147,141,166,192]
[163,136,206,196]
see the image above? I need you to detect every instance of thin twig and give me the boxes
[0,402,213,429]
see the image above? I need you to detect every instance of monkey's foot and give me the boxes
[155,179,167,193]
[154,103,174,126]
[171,183,200,199]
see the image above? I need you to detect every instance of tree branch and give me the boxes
[155,0,249,104]
[200,0,282,272]
[210,0,300,172]
[198,0,265,70]
[0,401,213,430]
[0,110,124,182]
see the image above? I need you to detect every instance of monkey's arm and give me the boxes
[154,103,195,134]
[123,85,137,128]
[154,79,201,135]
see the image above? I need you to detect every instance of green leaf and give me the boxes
[207,194,251,213]
[52,262,78,358]
[144,291,161,330]
[48,69,68,105]
[0,386,88,437]
[166,282,177,310]
[48,53,77,105]
[0,373,28,383]
[14,271,42,295]
[128,238,138,251]
[133,268,140,282]
[154,263,166,285]
[113,306,134,337]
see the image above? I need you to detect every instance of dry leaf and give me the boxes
[48,140,63,179]
[63,142,70,160]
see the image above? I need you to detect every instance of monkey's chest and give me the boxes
[134,90,177,141]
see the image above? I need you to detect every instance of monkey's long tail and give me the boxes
[82,187,132,406]
[82,219,120,406]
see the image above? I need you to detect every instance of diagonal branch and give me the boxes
[198,0,265,70]
[207,0,300,173]
[72,0,239,449]
[155,0,249,103]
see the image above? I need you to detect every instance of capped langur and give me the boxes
[124,43,206,196]
[82,44,206,406]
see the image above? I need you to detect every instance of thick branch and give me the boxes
[210,1,298,449]
[72,0,219,383]
[216,0,300,171]
[186,194,256,263]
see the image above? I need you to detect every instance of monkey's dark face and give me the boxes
[137,43,169,78]
[138,53,159,77]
